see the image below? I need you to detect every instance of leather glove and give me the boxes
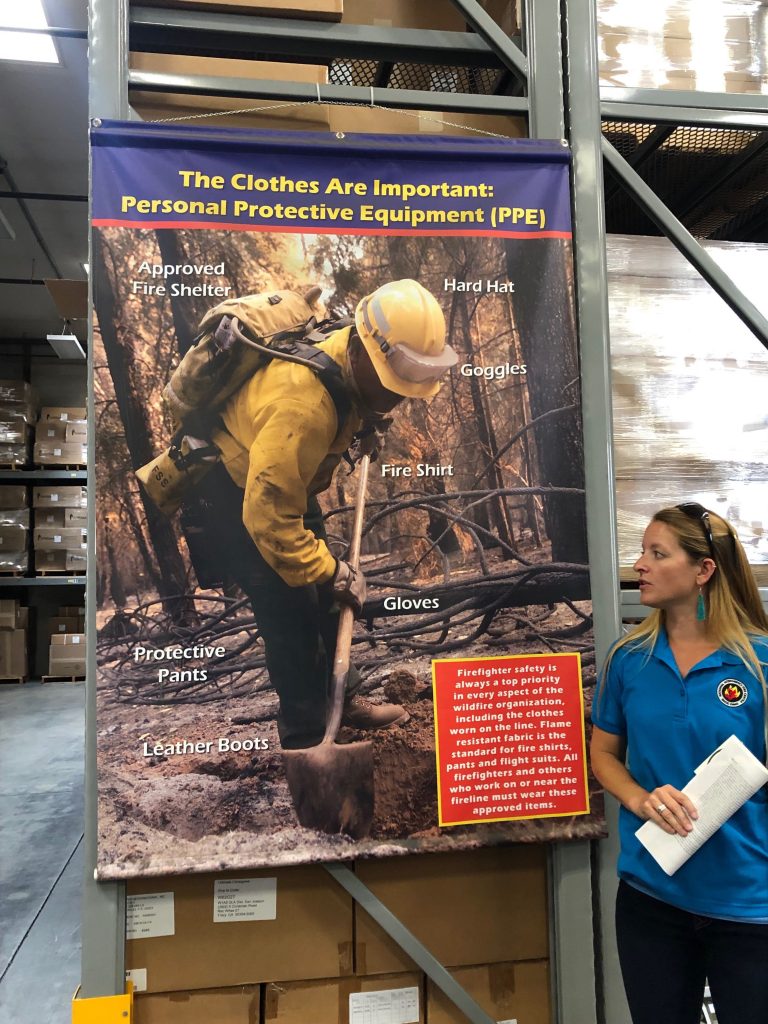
[332,559,367,615]
[348,418,393,465]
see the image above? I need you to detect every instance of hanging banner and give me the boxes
[91,121,602,879]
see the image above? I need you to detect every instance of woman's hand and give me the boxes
[633,786,698,837]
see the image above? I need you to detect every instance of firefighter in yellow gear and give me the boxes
[188,280,457,749]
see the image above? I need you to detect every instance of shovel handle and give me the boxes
[323,454,370,743]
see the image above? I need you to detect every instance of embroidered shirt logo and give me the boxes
[717,680,747,707]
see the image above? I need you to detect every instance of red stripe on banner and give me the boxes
[91,218,573,240]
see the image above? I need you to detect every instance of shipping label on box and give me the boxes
[127,893,176,940]
[213,878,277,922]
[33,485,88,508]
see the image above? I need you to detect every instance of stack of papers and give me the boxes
[636,735,768,875]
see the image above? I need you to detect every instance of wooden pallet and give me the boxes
[35,569,86,577]
[0,676,27,685]
[42,674,85,683]
[33,464,86,471]
[0,462,28,470]
[0,569,26,577]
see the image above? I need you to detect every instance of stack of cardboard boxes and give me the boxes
[0,380,37,469]
[0,598,29,682]
[33,406,87,468]
[127,847,551,1023]
[45,604,86,679]
[130,0,524,140]
[0,485,30,575]
[33,485,88,575]
[598,0,768,94]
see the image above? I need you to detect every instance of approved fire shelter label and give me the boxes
[432,653,589,826]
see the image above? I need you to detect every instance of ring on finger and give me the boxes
[655,803,667,814]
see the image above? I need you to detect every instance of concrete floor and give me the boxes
[0,682,84,1024]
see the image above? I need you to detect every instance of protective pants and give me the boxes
[184,464,359,749]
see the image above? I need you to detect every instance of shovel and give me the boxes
[282,454,374,838]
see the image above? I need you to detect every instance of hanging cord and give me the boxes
[147,95,511,139]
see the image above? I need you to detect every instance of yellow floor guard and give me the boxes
[72,982,133,1023]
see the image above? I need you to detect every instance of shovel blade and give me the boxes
[282,740,374,839]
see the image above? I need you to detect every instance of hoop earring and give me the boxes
[696,587,706,622]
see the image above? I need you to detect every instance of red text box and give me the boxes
[432,653,589,826]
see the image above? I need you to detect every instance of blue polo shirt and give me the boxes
[593,630,768,921]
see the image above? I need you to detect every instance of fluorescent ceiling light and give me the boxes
[47,333,85,360]
[0,0,59,65]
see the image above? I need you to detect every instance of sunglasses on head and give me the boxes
[676,502,716,559]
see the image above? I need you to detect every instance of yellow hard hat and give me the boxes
[354,279,457,399]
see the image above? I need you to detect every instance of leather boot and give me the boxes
[341,696,409,730]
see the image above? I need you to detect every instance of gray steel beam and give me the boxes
[128,71,528,116]
[602,86,768,118]
[679,133,768,221]
[602,102,768,132]
[523,5,593,1024]
[602,138,768,352]
[563,1,624,1022]
[81,0,129,1001]
[524,0,565,140]
[0,25,87,40]
[0,190,87,202]
[603,125,676,205]
[131,8,501,69]
[448,0,528,82]
[325,864,496,1024]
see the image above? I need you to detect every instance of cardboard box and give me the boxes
[0,599,18,630]
[328,105,524,139]
[0,442,28,466]
[0,508,30,528]
[355,847,548,975]
[39,406,87,422]
[0,485,28,509]
[0,629,27,679]
[134,986,260,1024]
[131,54,331,130]
[47,649,86,677]
[63,508,88,527]
[33,441,87,466]
[0,525,28,551]
[33,485,88,509]
[36,419,88,443]
[343,0,465,29]
[15,606,29,630]
[46,616,83,641]
[51,633,86,646]
[427,961,551,1024]
[33,526,87,550]
[0,552,28,573]
[138,0,343,19]
[34,508,67,528]
[125,867,354,993]
[265,972,424,1023]
[59,605,86,617]
[35,549,87,575]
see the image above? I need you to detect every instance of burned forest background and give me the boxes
[93,227,593,707]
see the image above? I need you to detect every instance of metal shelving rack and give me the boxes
[82,3,768,1022]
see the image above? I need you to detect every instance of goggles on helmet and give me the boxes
[359,301,458,386]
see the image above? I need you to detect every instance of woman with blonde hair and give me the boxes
[591,502,768,1024]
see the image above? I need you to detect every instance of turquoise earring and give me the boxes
[696,588,706,621]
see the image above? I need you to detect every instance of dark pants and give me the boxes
[184,464,358,749]
[615,880,768,1024]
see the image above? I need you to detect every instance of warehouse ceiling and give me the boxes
[0,1,766,350]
